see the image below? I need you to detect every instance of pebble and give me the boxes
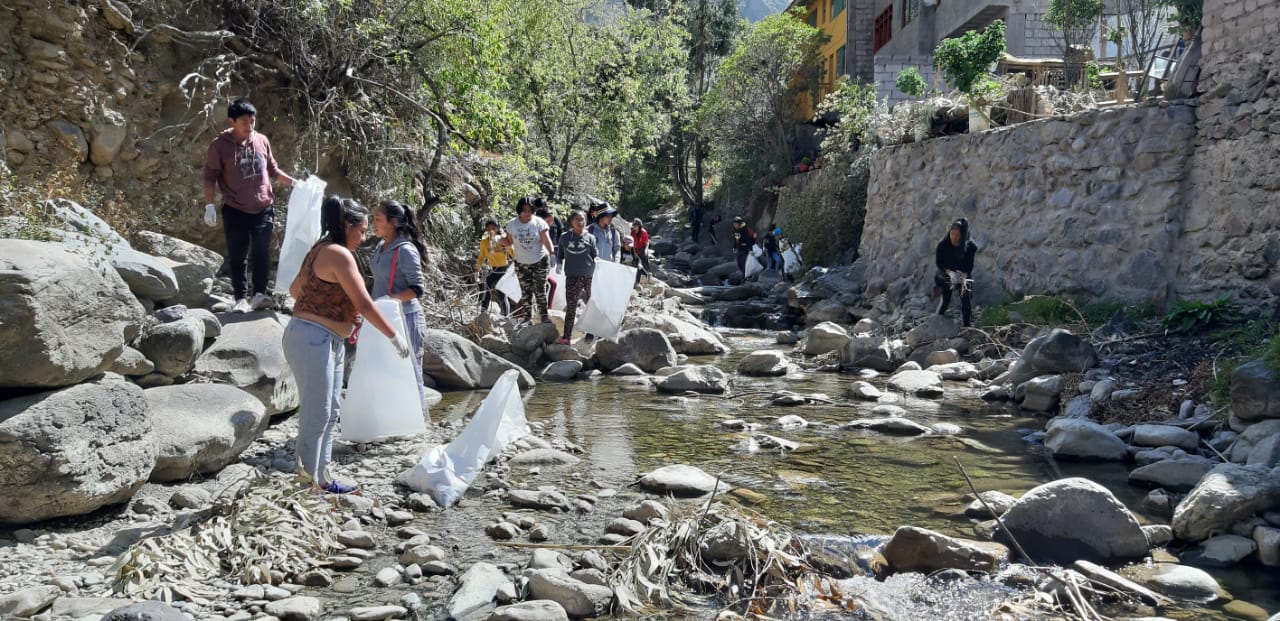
[263,585,292,600]
[404,563,423,582]
[397,527,428,539]
[421,561,457,576]
[374,567,404,587]
[328,556,364,570]
[170,488,212,509]
[301,569,332,587]
[386,510,414,526]
[337,530,377,549]
[529,525,551,542]
[486,522,522,540]
[349,605,408,621]
[400,593,422,610]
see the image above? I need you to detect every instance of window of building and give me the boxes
[837,45,846,78]
[873,7,893,53]
[832,0,845,19]
[901,0,920,27]
[808,8,817,28]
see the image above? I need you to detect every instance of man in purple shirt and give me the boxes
[202,99,294,313]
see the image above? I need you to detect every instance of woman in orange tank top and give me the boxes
[282,195,409,494]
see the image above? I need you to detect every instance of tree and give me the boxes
[1045,0,1104,89]
[700,10,823,186]
[933,21,1005,123]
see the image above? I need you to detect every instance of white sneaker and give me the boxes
[250,293,274,310]
[232,298,251,313]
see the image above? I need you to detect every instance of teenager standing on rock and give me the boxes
[202,99,295,314]
[732,216,755,276]
[934,217,979,327]
[475,219,513,315]
[370,199,428,412]
[503,197,555,325]
[556,210,598,345]
[284,196,409,494]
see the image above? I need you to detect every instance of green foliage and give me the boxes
[1163,295,1239,334]
[895,67,928,98]
[1212,359,1237,408]
[933,21,1006,101]
[776,154,869,265]
[1085,61,1103,89]
[1161,0,1203,32]
[816,80,878,161]
[1045,0,1105,34]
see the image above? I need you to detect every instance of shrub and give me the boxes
[895,67,928,98]
[1163,295,1238,334]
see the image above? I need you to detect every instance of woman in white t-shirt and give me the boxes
[502,197,556,324]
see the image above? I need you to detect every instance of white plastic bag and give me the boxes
[400,369,530,507]
[340,299,428,442]
[495,266,522,302]
[782,243,803,276]
[744,254,764,278]
[574,260,637,340]
[274,175,328,295]
[751,245,764,258]
[548,268,568,311]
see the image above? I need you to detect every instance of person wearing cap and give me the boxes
[629,218,652,282]
[934,217,979,327]
[475,218,513,315]
[502,197,556,324]
[763,227,784,272]
[202,99,295,314]
[732,216,755,276]
[588,206,621,263]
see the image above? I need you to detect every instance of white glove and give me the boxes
[391,334,411,359]
[949,270,964,286]
[204,204,218,228]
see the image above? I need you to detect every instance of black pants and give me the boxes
[223,205,274,300]
[480,266,510,314]
[631,248,651,284]
[935,272,972,327]
[735,249,749,275]
[690,212,702,242]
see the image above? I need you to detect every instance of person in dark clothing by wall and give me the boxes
[732,216,756,275]
[934,217,979,327]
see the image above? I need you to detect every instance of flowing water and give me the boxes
[420,331,1277,620]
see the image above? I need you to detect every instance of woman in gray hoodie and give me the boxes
[556,210,598,345]
[370,200,429,411]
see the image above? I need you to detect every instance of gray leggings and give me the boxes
[282,317,345,485]
[404,307,428,412]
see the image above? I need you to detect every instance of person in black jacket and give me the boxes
[732,216,756,275]
[934,217,979,326]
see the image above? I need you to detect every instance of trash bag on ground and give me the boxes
[274,175,327,295]
[340,298,428,442]
[549,268,568,311]
[573,260,637,341]
[400,369,530,507]
[495,266,522,302]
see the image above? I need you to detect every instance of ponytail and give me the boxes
[379,199,427,258]
[319,194,368,248]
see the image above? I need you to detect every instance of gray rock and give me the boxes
[264,596,322,621]
[158,258,214,309]
[1128,460,1212,492]
[187,308,221,339]
[1007,329,1098,385]
[1062,394,1092,418]
[101,601,187,621]
[49,598,137,619]
[847,381,882,400]
[1247,435,1280,467]
[803,322,851,355]
[486,522,521,540]
[622,500,669,524]
[110,346,155,376]
[337,530,377,549]
[170,487,212,509]
[349,605,408,621]
[1172,464,1280,541]
[906,315,960,348]
[508,489,574,512]
[595,329,678,373]
[737,350,789,377]
[509,449,581,467]
[700,521,751,562]
[883,526,1008,573]
[1044,418,1127,461]
[541,360,584,382]
[399,544,448,565]
[526,569,613,619]
[0,585,61,618]
[133,231,223,275]
[448,562,511,621]
[109,246,180,301]
[487,600,570,621]
[656,365,730,394]
[844,417,932,435]
[421,329,535,390]
[0,240,145,388]
[1144,565,1226,603]
[1190,534,1256,567]
[1254,525,1280,567]
[544,343,586,363]
[998,477,1148,564]
[1090,378,1117,402]
[887,370,944,397]
[929,361,977,380]
[511,322,559,356]
[1143,524,1174,547]
[639,464,724,496]
[605,518,646,537]
[136,316,206,377]
[964,491,1017,518]
[145,384,268,482]
[1131,424,1200,451]
[1231,359,1280,422]
[625,313,727,355]
[375,566,404,587]
[192,316,298,415]
[611,363,646,376]
[924,349,961,366]
[842,335,905,372]
[803,299,851,325]
[530,548,573,570]
[1019,375,1065,412]
[0,378,154,524]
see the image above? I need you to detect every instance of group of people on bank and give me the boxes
[201,99,979,496]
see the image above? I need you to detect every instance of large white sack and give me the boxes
[744,253,764,278]
[274,175,328,294]
[400,369,529,507]
[548,268,567,311]
[574,260,636,341]
[340,299,428,442]
[495,266,522,302]
[783,243,803,276]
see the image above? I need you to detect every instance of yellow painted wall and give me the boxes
[788,0,848,121]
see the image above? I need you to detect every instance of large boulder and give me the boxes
[1230,359,1280,422]
[145,385,269,482]
[527,569,613,619]
[883,526,1008,573]
[1130,424,1201,451]
[842,335,906,372]
[656,365,730,394]
[132,231,223,275]
[905,315,960,349]
[0,378,154,524]
[803,299,851,326]
[1172,464,1280,542]
[737,350,789,377]
[595,329,678,373]
[136,316,206,377]
[109,246,179,301]
[802,322,851,355]
[109,346,155,377]
[511,322,559,357]
[0,240,145,388]
[1007,329,1098,385]
[887,369,944,397]
[998,477,1148,564]
[192,316,298,415]
[1128,460,1214,492]
[639,464,725,496]
[541,360,584,382]
[1019,375,1066,412]
[626,313,726,355]
[1044,418,1127,461]
[158,258,214,309]
[488,601,570,621]
[420,329,535,390]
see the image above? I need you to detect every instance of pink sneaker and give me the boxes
[556,337,571,346]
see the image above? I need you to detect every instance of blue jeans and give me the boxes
[282,317,345,485]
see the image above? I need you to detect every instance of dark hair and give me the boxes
[483,219,499,230]
[945,217,970,245]
[379,200,427,258]
[532,197,548,210]
[319,195,367,248]
[631,218,642,227]
[228,99,257,120]
[535,207,552,219]
[515,196,534,216]
[569,210,586,226]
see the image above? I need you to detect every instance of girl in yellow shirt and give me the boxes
[475,219,514,314]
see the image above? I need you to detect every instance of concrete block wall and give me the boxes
[1018,12,1063,58]
[1202,0,1280,64]
[875,56,940,104]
